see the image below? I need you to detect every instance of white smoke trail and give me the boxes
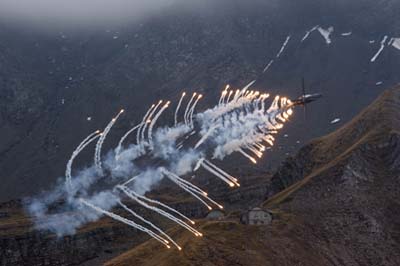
[218,85,229,105]
[117,200,182,250]
[225,90,233,104]
[80,199,171,248]
[165,171,224,210]
[238,148,257,164]
[245,144,263,158]
[200,161,235,187]
[194,125,219,149]
[118,185,202,236]
[66,132,101,190]
[203,159,239,186]
[76,130,101,152]
[174,92,186,126]
[140,101,162,144]
[148,101,170,146]
[94,109,124,172]
[237,80,256,99]
[164,173,213,210]
[127,192,195,225]
[162,169,208,197]
[135,103,156,146]
[188,94,202,128]
[162,169,223,209]
[184,93,197,126]
[115,123,141,158]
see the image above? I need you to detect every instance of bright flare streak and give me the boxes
[121,185,195,225]
[184,93,197,126]
[203,160,239,185]
[263,137,274,146]
[162,169,223,210]
[287,108,293,115]
[283,112,289,119]
[188,94,203,128]
[118,201,182,250]
[238,80,256,99]
[141,101,163,144]
[148,102,170,145]
[80,199,170,248]
[200,162,237,187]
[254,143,265,151]
[66,132,101,190]
[94,110,124,172]
[174,92,186,126]
[239,149,257,164]
[246,145,263,158]
[225,90,233,104]
[136,103,157,145]
[121,175,139,187]
[234,89,240,100]
[220,85,230,105]
[115,123,142,158]
[119,186,202,236]
[167,176,213,210]
[218,90,228,105]
[266,134,275,141]
[194,125,219,149]
[276,114,286,122]
[163,169,208,196]
[76,130,100,152]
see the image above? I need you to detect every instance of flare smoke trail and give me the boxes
[27,79,297,250]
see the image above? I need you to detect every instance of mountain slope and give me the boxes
[105,219,331,266]
[268,83,400,198]
[105,85,400,266]
[262,85,400,265]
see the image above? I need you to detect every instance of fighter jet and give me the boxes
[289,78,322,120]
[291,78,322,106]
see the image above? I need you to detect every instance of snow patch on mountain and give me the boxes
[317,26,334,45]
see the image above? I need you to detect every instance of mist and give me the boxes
[0,0,193,29]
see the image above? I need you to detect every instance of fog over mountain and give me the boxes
[0,0,173,27]
[0,0,233,29]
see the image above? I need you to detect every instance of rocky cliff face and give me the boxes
[1,0,400,201]
[262,85,400,266]
[268,84,400,197]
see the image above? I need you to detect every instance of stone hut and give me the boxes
[205,209,225,220]
[241,207,272,225]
